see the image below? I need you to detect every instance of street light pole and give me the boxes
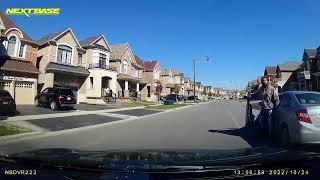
[193,59,196,103]
[193,56,209,102]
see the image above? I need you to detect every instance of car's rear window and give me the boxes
[295,93,320,104]
[59,89,74,96]
[0,90,11,97]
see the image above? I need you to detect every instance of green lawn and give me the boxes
[146,104,188,111]
[185,100,208,104]
[122,101,157,107]
[195,100,208,103]
[0,124,27,137]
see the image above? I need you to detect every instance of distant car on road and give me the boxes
[35,87,76,110]
[272,91,320,146]
[0,90,16,116]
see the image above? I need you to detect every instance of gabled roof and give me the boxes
[79,35,111,51]
[171,69,180,75]
[37,28,83,49]
[134,55,144,66]
[79,35,101,47]
[277,61,301,72]
[265,66,277,75]
[0,12,35,43]
[143,61,157,70]
[304,49,317,58]
[160,68,172,75]
[134,55,159,71]
[110,43,136,63]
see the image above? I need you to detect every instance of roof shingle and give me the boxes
[304,49,317,58]
[79,35,101,47]
[134,55,158,70]
[0,58,40,74]
[37,29,66,45]
[0,12,34,42]
[110,43,129,59]
[277,61,301,72]
[265,66,277,75]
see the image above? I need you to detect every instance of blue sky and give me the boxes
[2,0,320,89]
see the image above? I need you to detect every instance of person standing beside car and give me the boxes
[252,76,280,136]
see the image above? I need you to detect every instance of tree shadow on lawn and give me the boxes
[208,126,279,148]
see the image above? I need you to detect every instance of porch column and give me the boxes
[124,80,129,98]
[136,83,140,92]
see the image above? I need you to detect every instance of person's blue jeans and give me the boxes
[259,109,272,134]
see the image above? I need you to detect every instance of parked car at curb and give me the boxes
[187,95,199,101]
[271,91,320,146]
[163,94,179,102]
[0,90,16,116]
[177,95,188,101]
[35,87,76,110]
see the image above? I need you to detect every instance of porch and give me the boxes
[117,74,146,101]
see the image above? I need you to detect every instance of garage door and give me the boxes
[15,82,34,104]
[0,80,12,95]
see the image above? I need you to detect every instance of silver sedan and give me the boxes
[271,91,320,146]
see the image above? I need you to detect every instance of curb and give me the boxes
[0,131,44,143]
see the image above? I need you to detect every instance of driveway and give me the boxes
[16,103,123,116]
[27,114,123,131]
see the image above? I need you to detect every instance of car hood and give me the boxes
[4,146,320,171]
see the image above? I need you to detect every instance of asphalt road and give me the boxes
[0,100,273,154]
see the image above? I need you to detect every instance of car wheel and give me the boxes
[280,126,290,147]
[50,100,57,110]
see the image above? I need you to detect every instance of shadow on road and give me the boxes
[208,127,278,148]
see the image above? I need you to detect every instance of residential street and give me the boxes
[0,100,273,155]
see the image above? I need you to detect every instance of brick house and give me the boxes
[134,55,160,102]
[276,61,301,91]
[0,12,40,104]
[79,35,118,103]
[160,68,185,96]
[36,28,89,104]
[110,43,146,101]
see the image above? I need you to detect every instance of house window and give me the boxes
[78,53,82,64]
[7,36,17,56]
[57,45,72,64]
[90,77,94,88]
[18,42,25,58]
[134,69,139,77]
[122,61,128,74]
[99,53,106,68]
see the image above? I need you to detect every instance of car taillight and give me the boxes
[295,109,312,123]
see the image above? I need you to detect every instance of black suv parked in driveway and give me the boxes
[35,87,76,110]
[0,90,16,116]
